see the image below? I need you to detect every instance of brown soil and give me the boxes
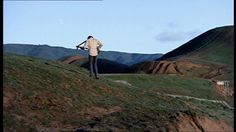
[81,106,122,120]
[136,61,182,74]
[213,83,234,97]
[202,67,223,79]
[176,59,209,69]
[3,88,19,108]
[167,112,233,132]
[98,84,112,93]
[136,60,208,75]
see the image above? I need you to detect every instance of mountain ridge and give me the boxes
[157,25,233,61]
[3,43,163,66]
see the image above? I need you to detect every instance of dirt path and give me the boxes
[102,74,234,110]
[110,78,234,110]
[111,80,132,86]
[101,73,147,76]
[156,92,234,110]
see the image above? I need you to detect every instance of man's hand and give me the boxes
[80,47,85,50]
[97,47,100,54]
[76,46,86,50]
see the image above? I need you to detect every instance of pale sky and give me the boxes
[3,0,234,54]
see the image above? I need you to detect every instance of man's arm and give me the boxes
[84,40,89,50]
[97,40,103,49]
[97,40,103,53]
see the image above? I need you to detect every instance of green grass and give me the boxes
[199,41,234,65]
[3,114,38,132]
[102,74,216,100]
[3,53,234,131]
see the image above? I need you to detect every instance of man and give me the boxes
[77,36,103,79]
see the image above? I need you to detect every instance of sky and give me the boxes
[3,0,234,54]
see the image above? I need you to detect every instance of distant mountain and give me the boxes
[3,44,163,66]
[134,26,234,82]
[3,44,84,60]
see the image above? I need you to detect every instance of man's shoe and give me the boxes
[95,76,99,79]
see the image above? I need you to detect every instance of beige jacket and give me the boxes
[84,38,103,56]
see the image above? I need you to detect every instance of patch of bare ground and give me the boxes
[136,60,210,75]
[214,83,234,97]
[148,61,182,74]
[167,111,233,132]
[202,67,224,79]
[62,55,85,64]
[98,84,112,93]
[3,88,20,108]
[80,106,122,120]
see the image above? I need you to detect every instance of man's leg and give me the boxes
[93,56,99,79]
[89,55,94,77]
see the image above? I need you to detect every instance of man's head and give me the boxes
[87,36,93,39]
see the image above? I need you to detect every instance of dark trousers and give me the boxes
[89,55,98,77]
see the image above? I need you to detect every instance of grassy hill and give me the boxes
[157,26,234,65]
[3,53,233,131]
[135,26,234,84]
[3,44,163,66]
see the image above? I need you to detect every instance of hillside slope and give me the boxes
[157,26,234,65]
[3,53,233,131]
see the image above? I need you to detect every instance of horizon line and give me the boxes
[3,43,165,54]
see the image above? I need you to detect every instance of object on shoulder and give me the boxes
[76,40,87,49]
